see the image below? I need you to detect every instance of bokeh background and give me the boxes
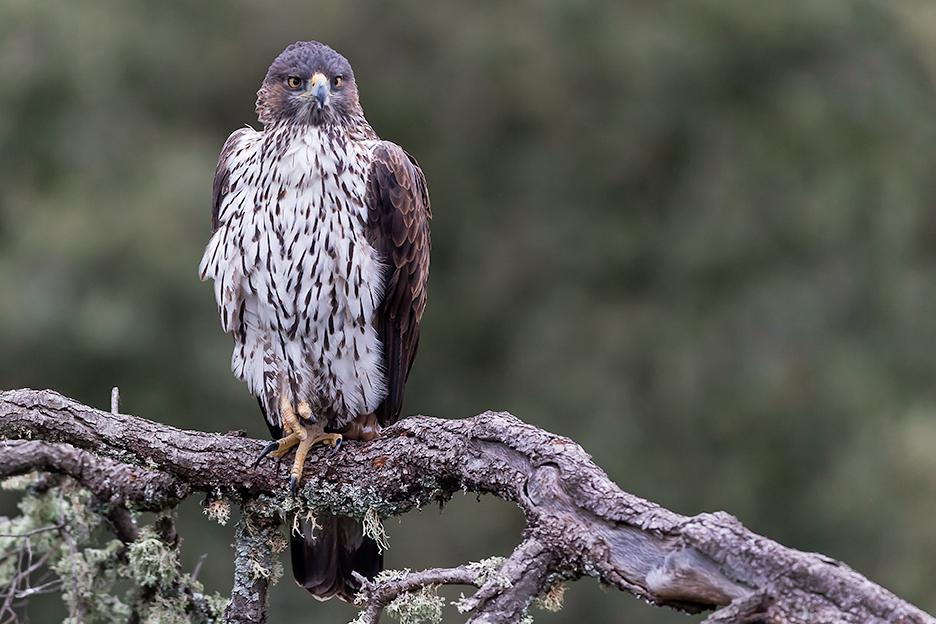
[2,0,936,621]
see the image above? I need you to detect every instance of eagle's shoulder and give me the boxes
[366,142,431,218]
[211,127,262,232]
[198,126,261,313]
[363,140,431,426]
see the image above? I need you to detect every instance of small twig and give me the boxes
[15,577,63,599]
[0,537,27,620]
[110,387,119,415]
[353,566,482,624]
[461,538,555,624]
[11,548,51,582]
[191,553,208,582]
[0,524,63,538]
[0,524,58,623]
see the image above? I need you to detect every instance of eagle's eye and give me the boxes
[332,75,343,89]
[286,76,303,90]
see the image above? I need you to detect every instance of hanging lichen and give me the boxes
[0,474,227,623]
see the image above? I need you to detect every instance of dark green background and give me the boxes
[2,0,935,621]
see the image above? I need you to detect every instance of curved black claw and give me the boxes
[253,441,280,468]
[288,475,299,497]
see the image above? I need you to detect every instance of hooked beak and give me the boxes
[309,72,328,107]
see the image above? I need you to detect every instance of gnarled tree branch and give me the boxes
[0,388,932,623]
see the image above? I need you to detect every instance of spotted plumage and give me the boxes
[199,41,430,601]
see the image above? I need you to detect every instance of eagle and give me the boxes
[198,41,431,600]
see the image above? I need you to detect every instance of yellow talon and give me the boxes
[259,398,342,494]
[269,431,302,458]
[288,430,342,495]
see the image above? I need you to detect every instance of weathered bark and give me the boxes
[0,388,932,624]
[223,501,280,624]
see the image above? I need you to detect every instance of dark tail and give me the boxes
[290,513,383,602]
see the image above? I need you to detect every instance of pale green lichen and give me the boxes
[1,474,227,623]
[200,591,231,618]
[359,559,553,624]
[453,556,511,612]
[384,585,446,624]
[363,507,390,552]
[292,508,321,538]
[139,595,190,624]
[350,568,444,624]
[1,461,561,624]
[231,503,285,595]
[373,567,411,583]
[298,477,424,521]
[453,559,563,622]
[127,526,181,590]
[53,539,130,621]
[1,473,39,490]
[248,554,283,586]
[250,559,272,580]
[467,556,507,586]
[452,557,509,614]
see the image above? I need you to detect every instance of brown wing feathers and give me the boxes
[365,142,431,427]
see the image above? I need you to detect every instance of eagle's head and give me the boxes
[256,41,362,128]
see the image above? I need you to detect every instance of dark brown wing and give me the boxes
[365,142,431,427]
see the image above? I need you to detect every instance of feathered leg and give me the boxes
[340,412,381,442]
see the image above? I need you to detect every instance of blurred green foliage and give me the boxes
[2,0,936,621]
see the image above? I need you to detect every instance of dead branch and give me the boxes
[352,566,482,624]
[0,388,932,624]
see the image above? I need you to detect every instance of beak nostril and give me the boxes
[308,72,330,107]
[310,72,328,88]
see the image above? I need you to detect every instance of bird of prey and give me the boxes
[198,41,431,600]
